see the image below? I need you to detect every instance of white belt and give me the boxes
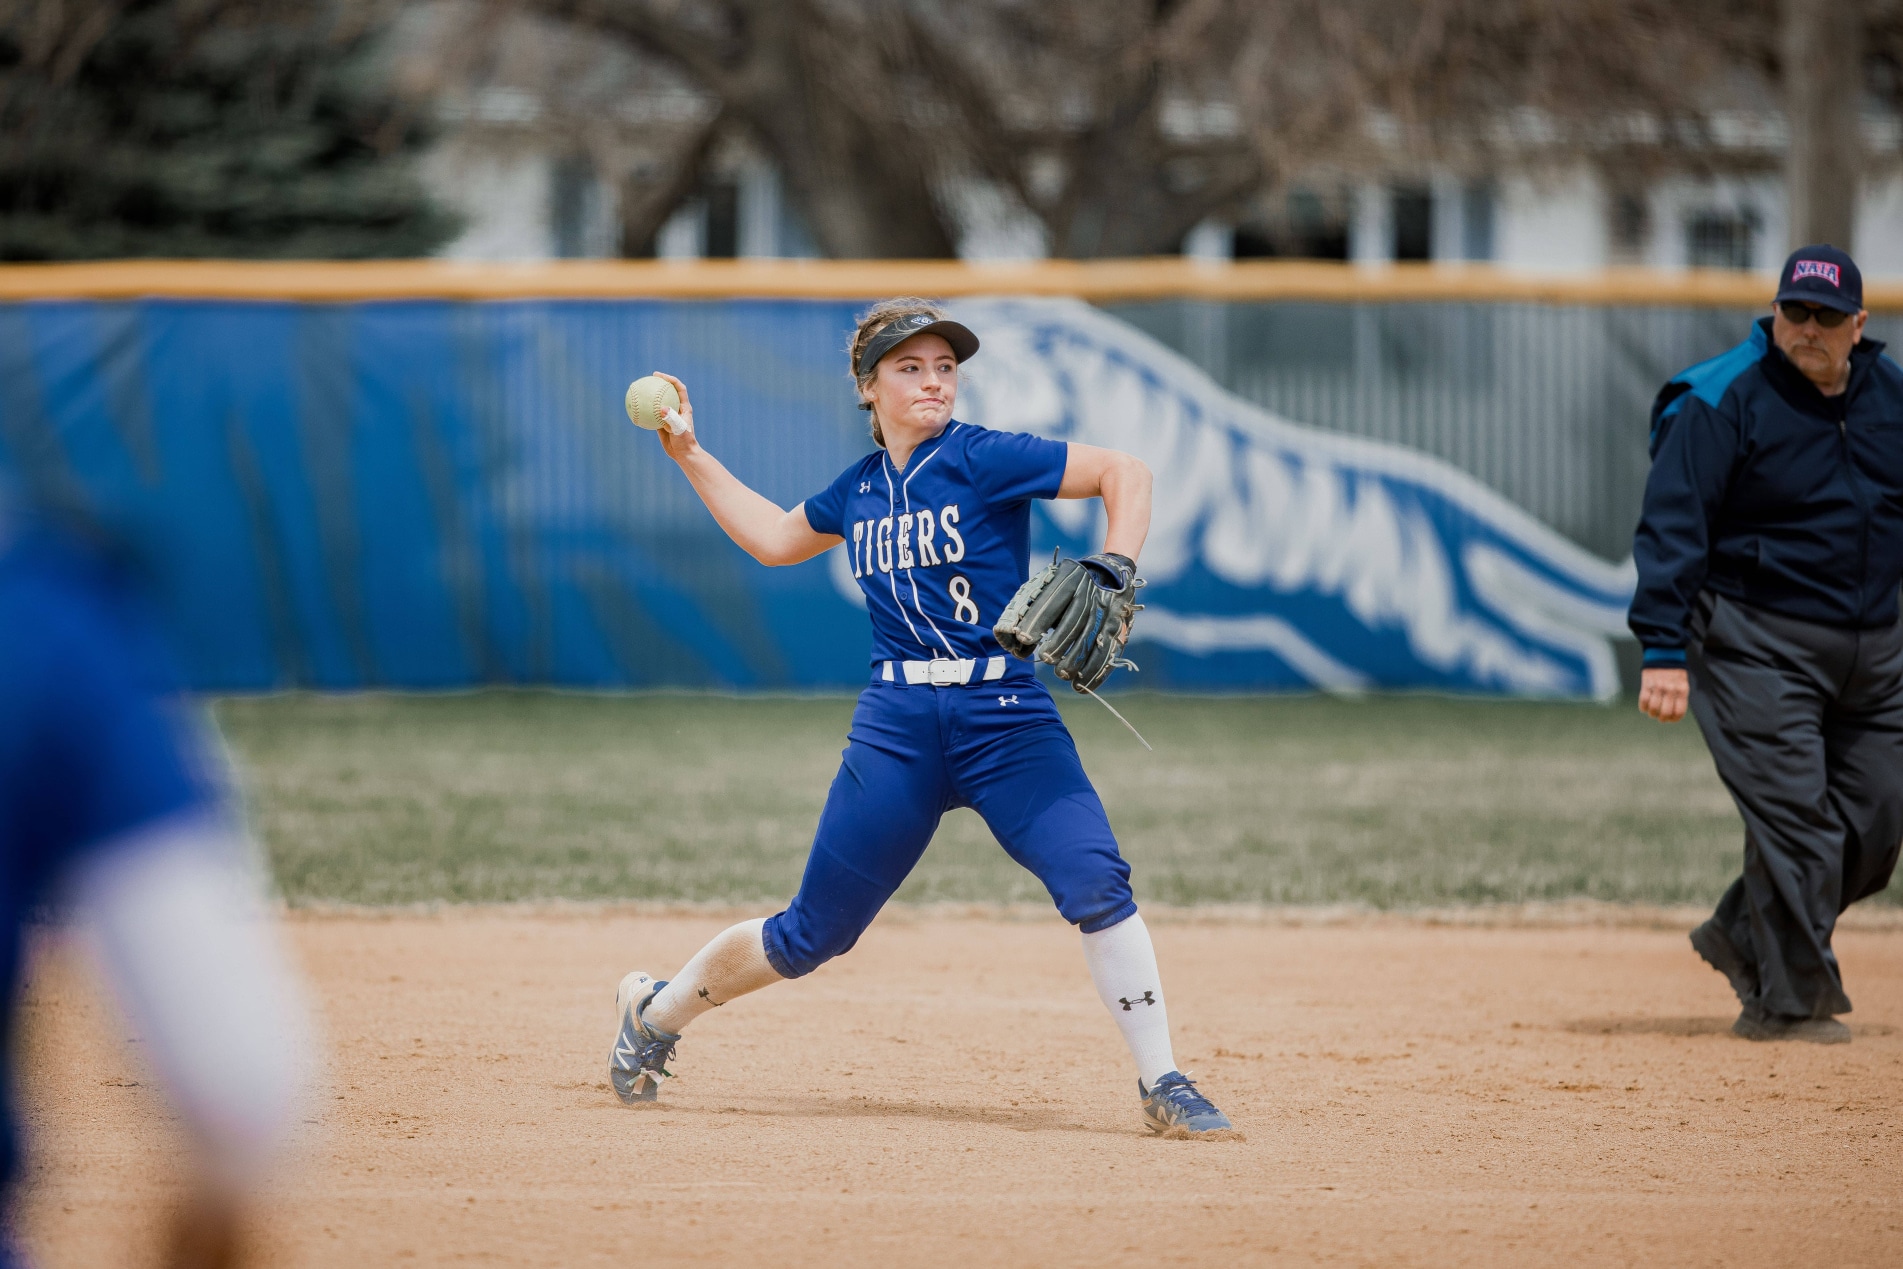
[882,656,1008,686]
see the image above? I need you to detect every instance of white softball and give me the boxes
[625,375,687,434]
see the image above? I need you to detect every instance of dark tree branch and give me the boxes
[618,104,726,255]
[522,0,957,256]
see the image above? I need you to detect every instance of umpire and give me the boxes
[1632,244,1903,1045]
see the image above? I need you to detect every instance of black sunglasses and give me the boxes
[1778,300,1852,328]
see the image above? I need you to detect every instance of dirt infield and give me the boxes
[16,909,1903,1267]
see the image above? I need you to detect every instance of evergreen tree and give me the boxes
[0,0,456,259]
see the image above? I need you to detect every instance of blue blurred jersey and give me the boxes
[0,526,219,1195]
[801,422,1068,674]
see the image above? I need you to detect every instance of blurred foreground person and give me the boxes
[1631,245,1903,1044]
[0,507,314,1267]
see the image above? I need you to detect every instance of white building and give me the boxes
[426,143,1903,276]
[1334,169,1903,276]
[418,77,1903,275]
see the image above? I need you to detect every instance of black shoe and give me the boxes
[1690,920,1757,1006]
[1732,1009,1851,1044]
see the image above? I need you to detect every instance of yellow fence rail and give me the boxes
[0,257,1894,308]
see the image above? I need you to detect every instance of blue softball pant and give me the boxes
[761,676,1137,979]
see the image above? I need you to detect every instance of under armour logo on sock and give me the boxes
[1119,991,1156,1011]
[998,694,1019,706]
[698,987,722,1007]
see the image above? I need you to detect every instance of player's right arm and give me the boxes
[650,373,842,566]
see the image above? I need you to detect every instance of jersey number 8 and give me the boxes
[948,576,980,624]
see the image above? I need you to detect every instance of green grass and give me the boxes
[209,690,1799,910]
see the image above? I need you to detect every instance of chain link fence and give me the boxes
[1105,300,1903,562]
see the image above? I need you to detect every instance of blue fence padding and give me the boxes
[0,295,1636,696]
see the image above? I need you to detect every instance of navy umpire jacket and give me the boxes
[1630,316,1903,665]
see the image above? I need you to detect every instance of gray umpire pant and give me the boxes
[1687,592,1903,1020]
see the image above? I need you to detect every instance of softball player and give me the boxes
[0,509,314,1266]
[609,299,1234,1137]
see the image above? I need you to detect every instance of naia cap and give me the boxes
[1776,244,1863,315]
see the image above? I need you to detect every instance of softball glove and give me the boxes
[993,550,1144,692]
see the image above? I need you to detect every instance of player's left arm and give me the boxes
[1056,443,1152,561]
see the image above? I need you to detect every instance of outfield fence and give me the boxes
[1112,299,1903,561]
[1,260,1889,695]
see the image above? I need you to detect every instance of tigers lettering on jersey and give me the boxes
[801,422,1067,670]
[850,505,960,579]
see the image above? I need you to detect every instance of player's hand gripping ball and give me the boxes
[625,375,689,435]
[994,551,1145,692]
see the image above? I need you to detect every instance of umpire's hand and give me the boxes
[1639,667,1690,723]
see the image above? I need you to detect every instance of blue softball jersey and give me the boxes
[759,420,1138,976]
[801,421,1068,673]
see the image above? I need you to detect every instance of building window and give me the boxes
[1392,185,1432,261]
[1610,193,1649,264]
[703,178,739,259]
[1686,209,1759,270]
[551,154,597,259]
[1233,188,1349,260]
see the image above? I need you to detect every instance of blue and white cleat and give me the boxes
[1139,1070,1241,1139]
[609,971,681,1106]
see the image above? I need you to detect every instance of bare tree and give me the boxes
[390,1,726,255]
[1786,0,1862,248]
[507,0,1887,260]
[520,0,958,257]
[1251,2,1778,178]
[512,1,1307,258]
[923,0,1782,254]
[907,1,1266,257]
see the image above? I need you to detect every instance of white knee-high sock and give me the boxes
[643,918,784,1035]
[1080,912,1178,1087]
